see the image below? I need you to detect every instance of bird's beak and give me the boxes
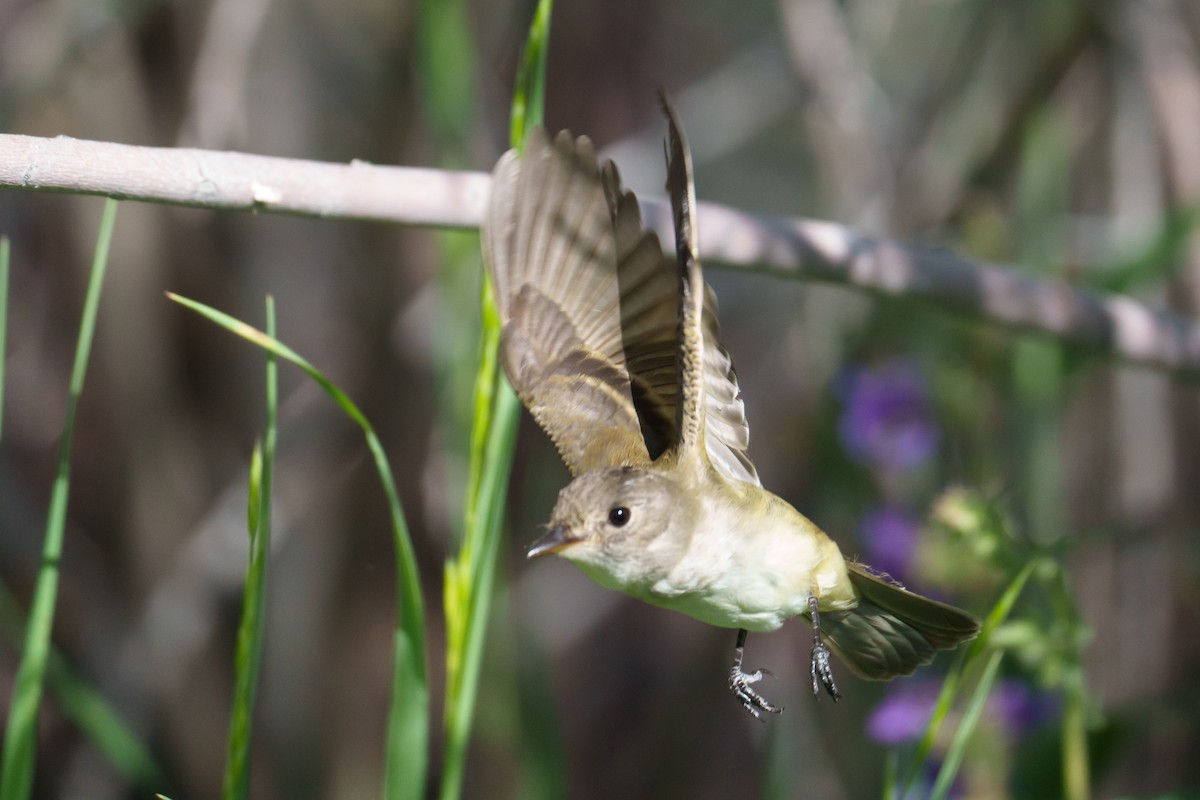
[527,525,581,559]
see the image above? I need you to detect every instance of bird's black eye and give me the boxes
[607,507,631,527]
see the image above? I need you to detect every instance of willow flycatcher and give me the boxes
[481,95,979,718]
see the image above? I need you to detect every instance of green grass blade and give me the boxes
[0,584,164,788]
[439,4,553,798]
[0,235,9,442]
[897,556,1040,797]
[880,749,899,800]
[0,199,118,800]
[440,387,518,800]
[1062,670,1089,800]
[416,0,477,160]
[929,649,1004,800]
[509,0,553,150]
[1049,563,1091,800]
[221,298,278,800]
[0,249,161,794]
[166,292,428,799]
[221,442,264,799]
[963,557,1043,662]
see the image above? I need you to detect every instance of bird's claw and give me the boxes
[810,640,840,701]
[730,664,782,719]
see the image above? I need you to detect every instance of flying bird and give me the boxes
[481,96,979,717]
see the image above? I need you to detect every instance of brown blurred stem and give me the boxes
[3,131,1200,378]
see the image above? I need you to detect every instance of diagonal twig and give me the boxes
[2,131,1199,377]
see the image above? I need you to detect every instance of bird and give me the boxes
[480,94,980,718]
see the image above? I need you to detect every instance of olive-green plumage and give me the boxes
[481,96,978,715]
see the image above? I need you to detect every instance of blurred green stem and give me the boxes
[1062,675,1089,800]
[0,584,164,788]
[221,298,277,800]
[895,555,1039,798]
[166,293,428,800]
[438,2,552,798]
[0,199,117,800]
[929,650,1004,800]
[1049,563,1090,800]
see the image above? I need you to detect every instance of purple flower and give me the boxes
[867,681,939,743]
[837,360,939,471]
[989,680,1056,734]
[867,678,1054,746]
[859,506,920,582]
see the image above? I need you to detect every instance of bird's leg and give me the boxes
[729,630,781,719]
[728,628,782,719]
[809,595,840,701]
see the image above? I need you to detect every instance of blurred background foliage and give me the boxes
[2,0,1200,797]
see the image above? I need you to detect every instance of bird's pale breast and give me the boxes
[641,473,855,631]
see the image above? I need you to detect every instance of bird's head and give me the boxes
[528,466,694,589]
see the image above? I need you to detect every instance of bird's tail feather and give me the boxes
[820,562,980,680]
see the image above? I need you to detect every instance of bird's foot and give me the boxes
[808,594,840,702]
[810,640,840,701]
[729,663,782,719]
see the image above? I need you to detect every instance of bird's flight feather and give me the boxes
[482,123,759,485]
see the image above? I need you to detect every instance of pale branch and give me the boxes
[662,204,1200,379]
[0,133,491,227]
[3,132,1199,378]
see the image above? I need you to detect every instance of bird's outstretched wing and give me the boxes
[482,129,678,475]
[482,118,760,486]
[661,95,760,486]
